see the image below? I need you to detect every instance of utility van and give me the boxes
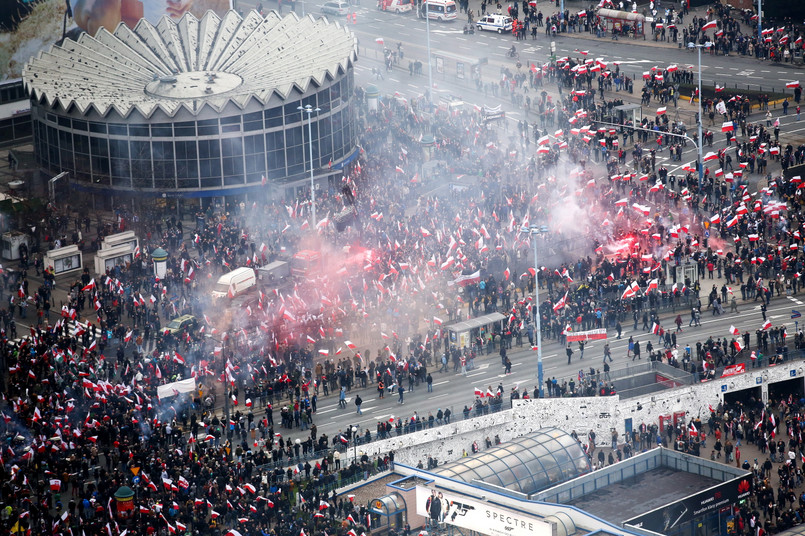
[378,0,413,13]
[422,0,456,21]
[212,267,256,299]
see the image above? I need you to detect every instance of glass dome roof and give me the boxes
[435,428,591,495]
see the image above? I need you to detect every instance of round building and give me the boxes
[23,10,358,208]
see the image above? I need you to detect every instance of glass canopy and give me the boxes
[435,428,591,495]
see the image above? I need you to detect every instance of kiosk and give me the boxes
[1,231,29,261]
[101,230,138,253]
[44,245,82,276]
[152,247,168,279]
[446,312,505,349]
[94,244,134,275]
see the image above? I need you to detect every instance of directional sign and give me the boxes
[792,309,802,319]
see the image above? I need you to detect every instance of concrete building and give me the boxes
[22,10,358,209]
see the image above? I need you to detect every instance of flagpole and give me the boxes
[522,225,549,398]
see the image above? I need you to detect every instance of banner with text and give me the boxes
[415,486,551,536]
[564,329,608,342]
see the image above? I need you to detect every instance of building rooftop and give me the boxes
[565,466,721,524]
[22,10,357,119]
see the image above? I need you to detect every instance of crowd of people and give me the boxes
[4,3,805,535]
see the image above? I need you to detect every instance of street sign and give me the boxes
[132,476,140,484]
[792,309,801,319]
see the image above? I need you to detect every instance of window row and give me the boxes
[33,105,355,190]
[40,74,353,138]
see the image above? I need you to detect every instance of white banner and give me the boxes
[564,328,608,342]
[415,486,551,536]
[157,378,196,400]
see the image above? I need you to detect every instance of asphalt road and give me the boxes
[271,290,805,442]
[223,0,805,442]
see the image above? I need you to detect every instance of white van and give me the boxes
[476,14,512,33]
[422,0,456,21]
[379,0,413,13]
[212,267,256,299]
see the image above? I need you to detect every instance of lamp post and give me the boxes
[425,0,434,108]
[351,425,359,464]
[521,225,549,398]
[756,0,762,42]
[298,104,321,224]
[687,41,713,182]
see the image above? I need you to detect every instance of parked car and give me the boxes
[320,0,350,15]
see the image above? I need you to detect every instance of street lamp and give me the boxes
[298,104,321,224]
[756,0,762,42]
[520,225,549,398]
[687,41,713,182]
[425,0,434,107]
[351,425,359,464]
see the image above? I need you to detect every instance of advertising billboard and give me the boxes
[415,486,552,536]
[624,476,752,534]
[2,0,232,80]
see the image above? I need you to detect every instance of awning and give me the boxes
[369,493,406,516]
[597,8,645,21]
[446,312,506,332]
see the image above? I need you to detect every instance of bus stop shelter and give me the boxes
[597,8,645,35]
[447,312,506,349]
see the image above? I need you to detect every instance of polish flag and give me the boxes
[762,320,772,330]
[702,20,718,31]
[729,325,740,336]
[656,107,666,115]
[553,291,568,312]
[721,121,734,132]
[474,387,484,397]
[345,340,357,349]
[433,316,443,325]
[704,151,719,161]
[786,81,801,89]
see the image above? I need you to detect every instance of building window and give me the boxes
[197,118,219,136]
[222,137,244,186]
[90,136,110,185]
[130,140,152,188]
[265,107,283,128]
[244,134,266,183]
[243,111,263,132]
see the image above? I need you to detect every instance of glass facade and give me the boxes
[31,71,355,195]
[435,428,591,495]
